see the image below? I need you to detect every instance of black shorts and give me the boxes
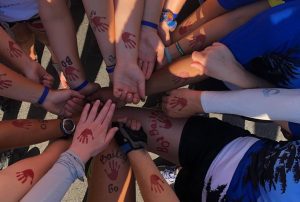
[174,116,252,202]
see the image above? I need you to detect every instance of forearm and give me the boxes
[128,150,179,202]
[115,0,144,64]
[21,150,85,202]
[164,0,186,14]
[0,27,36,75]
[169,0,270,60]
[201,88,300,123]
[83,0,116,67]
[143,0,164,24]
[39,0,86,88]
[0,63,44,102]
[0,119,62,150]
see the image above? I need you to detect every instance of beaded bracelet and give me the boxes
[175,42,185,56]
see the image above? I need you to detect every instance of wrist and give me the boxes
[69,147,90,164]
[141,20,158,31]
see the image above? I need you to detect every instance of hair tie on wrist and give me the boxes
[175,42,185,56]
[37,87,49,105]
[164,48,173,64]
[106,65,115,74]
[141,20,158,30]
[72,80,89,91]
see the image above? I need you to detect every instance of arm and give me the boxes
[0,27,53,87]
[138,0,165,79]
[0,118,74,150]
[38,0,98,95]
[113,0,145,103]
[0,139,70,202]
[165,1,270,63]
[128,150,179,202]
[22,100,118,202]
[158,0,186,45]
[82,0,116,81]
[0,63,84,117]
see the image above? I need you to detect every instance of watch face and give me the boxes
[63,119,75,133]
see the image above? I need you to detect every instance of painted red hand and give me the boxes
[122,32,136,49]
[16,169,34,185]
[157,116,172,129]
[12,120,33,130]
[169,97,187,111]
[150,174,165,193]
[8,41,23,58]
[91,16,109,32]
[77,128,94,144]
[178,20,193,36]
[0,74,12,90]
[65,66,79,81]
[189,34,205,49]
[104,160,121,181]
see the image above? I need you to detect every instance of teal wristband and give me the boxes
[175,42,185,56]
[164,48,173,64]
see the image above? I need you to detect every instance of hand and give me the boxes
[191,42,245,84]
[87,87,126,108]
[162,88,204,118]
[113,64,145,104]
[138,28,165,80]
[42,89,85,117]
[25,62,54,88]
[69,100,118,163]
[158,22,172,46]
[77,82,101,97]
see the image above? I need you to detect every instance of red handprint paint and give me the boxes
[178,20,193,36]
[0,73,12,90]
[169,97,187,111]
[150,174,165,193]
[90,10,109,32]
[122,32,136,49]
[157,116,172,129]
[65,66,79,81]
[104,160,121,181]
[16,169,34,185]
[8,41,23,58]
[77,128,94,144]
[189,34,205,49]
[12,120,33,130]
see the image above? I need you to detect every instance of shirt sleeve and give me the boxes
[220,1,300,65]
[21,150,85,202]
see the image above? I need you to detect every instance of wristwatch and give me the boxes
[60,118,76,138]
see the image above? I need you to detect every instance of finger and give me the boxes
[126,119,132,128]
[87,100,101,122]
[67,99,84,112]
[191,51,204,62]
[95,99,113,124]
[105,127,118,144]
[79,103,91,123]
[145,62,154,80]
[42,80,53,88]
[138,59,143,69]
[141,61,148,78]
[132,93,140,104]
[70,90,85,99]
[71,97,85,106]
[100,103,115,129]
[125,92,134,103]
[119,90,127,102]
[113,87,122,98]
[138,80,146,100]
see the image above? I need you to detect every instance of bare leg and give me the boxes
[87,140,135,202]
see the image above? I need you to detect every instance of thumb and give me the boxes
[138,80,146,100]
[191,51,204,63]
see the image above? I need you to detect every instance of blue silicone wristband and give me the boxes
[37,87,49,105]
[72,80,89,91]
[288,122,300,139]
[106,65,115,74]
[141,20,158,30]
